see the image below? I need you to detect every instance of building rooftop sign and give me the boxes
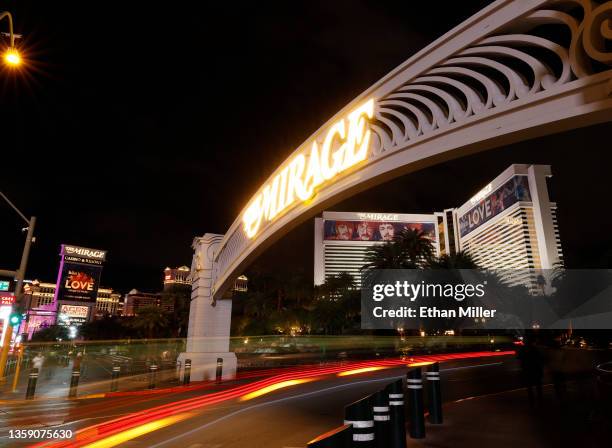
[61,245,107,262]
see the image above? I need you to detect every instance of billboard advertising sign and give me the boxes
[56,264,103,302]
[324,220,436,242]
[0,293,16,306]
[54,244,106,305]
[0,280,9,291]
[58,304,90,327]
[458,175,531,238]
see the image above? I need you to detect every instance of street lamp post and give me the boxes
[0,191,36,382]
[0,11,21,67]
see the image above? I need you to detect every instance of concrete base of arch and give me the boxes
[178,233,237,381]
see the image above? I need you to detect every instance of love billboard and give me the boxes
[54,245,107,303]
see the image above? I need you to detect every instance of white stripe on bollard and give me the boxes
[373,406,389,412]
[353,433,375,442]
[344,420,374,428]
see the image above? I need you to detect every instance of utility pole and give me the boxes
[0,190,36,382]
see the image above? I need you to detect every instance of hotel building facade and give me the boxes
[314,164,562,289]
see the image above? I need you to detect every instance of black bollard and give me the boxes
[407,367,425,439]
[344,395,375,447]
[371,389,391,448]
[307,424,352,448]
[216,357,223,383]
[175,360,181,382]
[110,364,120,392]
[184,359,191,385]
[148,364,158,389]
[25,368,39,400]
[385,379,407,448]
[426,362,443,424]
[69,368,80,398]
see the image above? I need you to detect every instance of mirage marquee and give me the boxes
[242,99,374,238]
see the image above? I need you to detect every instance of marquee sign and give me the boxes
[242,99,374,238]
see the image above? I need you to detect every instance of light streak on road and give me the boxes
[239,378,314,401]
[337,366,386,376]
[81,412,193,448]
[407,361,434,367]
[32,350,514,448]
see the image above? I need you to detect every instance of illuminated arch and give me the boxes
[210,0,612,299]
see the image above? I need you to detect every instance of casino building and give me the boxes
[314,211,442,287]
[452,164,562,290]
[314,164,562,290]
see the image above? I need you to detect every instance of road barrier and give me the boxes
[149,364,158,389]
[110,364,121,392]
[307,362,450,447]
[426,362,443,424]
[385,379,407,448]
[344,395,375,447]
[307,424,352,447]
[371,389,391,448]
[25,368,38,399]
[69,368,80,398]
[407,367,425,439]
[216,357,223,383]
[184,359,191,385]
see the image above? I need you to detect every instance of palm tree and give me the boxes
[131,305,169,339]
[362,228,435,281]
[425,251,479,269]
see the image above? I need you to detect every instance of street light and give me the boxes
[0,190,36,382]
[0,11,21,67]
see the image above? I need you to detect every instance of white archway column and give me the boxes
[178,233,237,381]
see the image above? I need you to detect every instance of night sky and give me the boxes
[0,1,610,293]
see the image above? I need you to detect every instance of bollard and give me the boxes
[25,368,39,400]
[216,357,223,383]
[385,379,407,448]
[426,362,443,424]
[344,395,375,447]
[307,424,352,448]
[371,389,391,448]
[175,360,181,382]
[149,364,158,389]
[110,364,120,392]
[184,359,191,385]
[407,367,425,439]
[69,368,80,398]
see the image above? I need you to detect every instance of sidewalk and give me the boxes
[412,381,612,447]
[0,363,183,401]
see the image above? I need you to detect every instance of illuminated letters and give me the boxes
[243,99,375,238]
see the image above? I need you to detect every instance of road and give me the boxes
[0,351,524,447]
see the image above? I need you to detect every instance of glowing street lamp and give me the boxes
[0,11,21,67]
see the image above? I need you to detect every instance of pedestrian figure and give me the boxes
[32,353,45,375]
[517,338,543,407]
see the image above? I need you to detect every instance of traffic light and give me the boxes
[8,312,22,327]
